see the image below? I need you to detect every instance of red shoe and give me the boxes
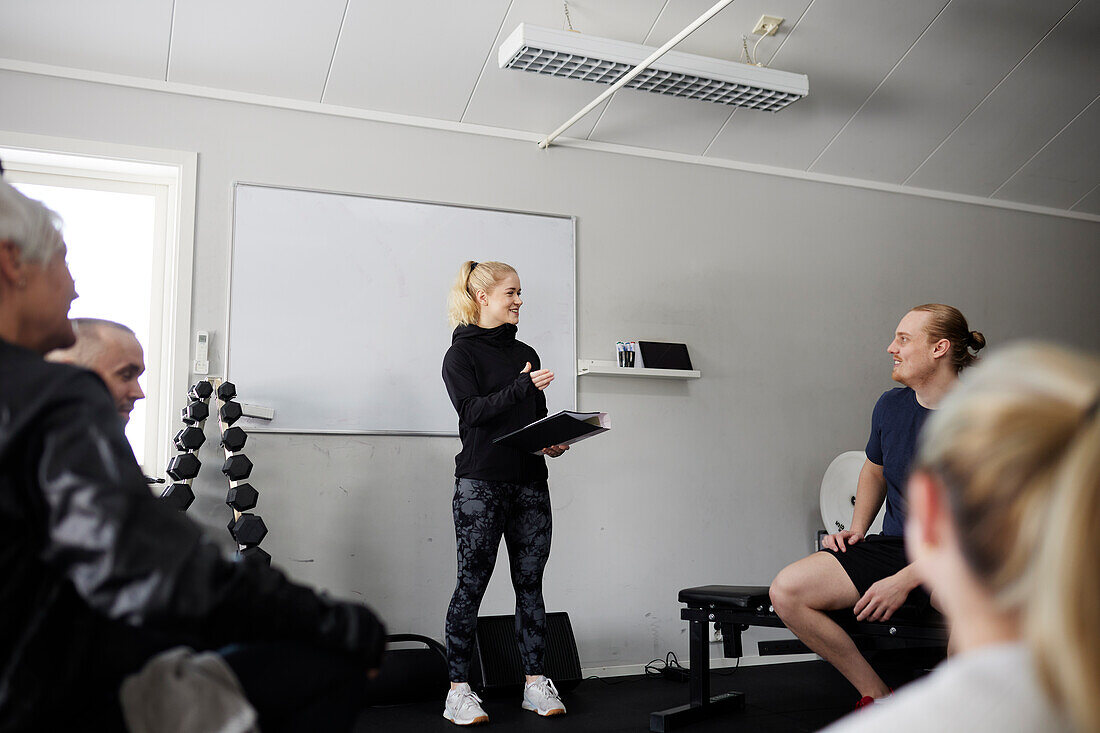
[855,689,894,710]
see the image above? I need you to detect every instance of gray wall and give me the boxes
[4,69,1099,669]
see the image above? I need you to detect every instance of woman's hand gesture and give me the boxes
[521,362,554,391]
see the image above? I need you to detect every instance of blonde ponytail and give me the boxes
[915,343,1100,732]
[447,261,480,328]
[1028,414,1100,733]
[446,260,517,328]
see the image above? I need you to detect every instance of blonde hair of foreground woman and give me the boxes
[913,342,1100,732]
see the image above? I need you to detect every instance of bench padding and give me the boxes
[677,585,770,608]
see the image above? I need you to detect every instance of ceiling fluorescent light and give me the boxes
[499,23,808,112]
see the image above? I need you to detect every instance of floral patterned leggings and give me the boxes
[445,478,552,682]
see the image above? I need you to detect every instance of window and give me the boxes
[11,178,160,465]
[1,135,196,477]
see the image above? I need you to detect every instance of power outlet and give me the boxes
[752,15,784,36]
[710,622,723,643]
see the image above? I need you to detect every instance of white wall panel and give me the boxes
[705,0,949,169]
[0,0,173,78]
[906,0,1100,195]
[810,0,1078,183]
[323,0,512,119]
[168,0,347,100]
[993,97,1100,209]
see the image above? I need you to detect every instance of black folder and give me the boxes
[492,410,610,454]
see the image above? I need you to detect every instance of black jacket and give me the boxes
[0,339,385,729]
[442,324,548,482]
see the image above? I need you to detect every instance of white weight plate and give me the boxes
[820,451,885,534]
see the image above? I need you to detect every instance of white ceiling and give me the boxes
[2,0,1097,215]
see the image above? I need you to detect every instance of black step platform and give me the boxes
[650,585,947,732]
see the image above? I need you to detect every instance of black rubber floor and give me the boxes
[354,658,912,732]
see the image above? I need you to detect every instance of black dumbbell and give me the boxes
[222,454,253,481]
[188,381,214,401]
[167,453,201,481]
[173,425,206,451]
[221,426,247,452]
[181,401,209,425]
[217,382,237,401]
[238,546,271,566]
[219,401,243,426]
[225,482,258,511]
[161,483,195,511]
[228,513,267,546]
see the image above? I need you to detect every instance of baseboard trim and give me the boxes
[582,652,820,679]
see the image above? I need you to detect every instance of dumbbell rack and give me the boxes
[160,379,271,565]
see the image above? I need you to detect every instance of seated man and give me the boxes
[770,304,985,708]
[0,179,385,732]
[46,317,145,423]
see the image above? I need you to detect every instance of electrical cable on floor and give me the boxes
[586,648,739,685]
[582,674,630,685]
[644,651,690,681]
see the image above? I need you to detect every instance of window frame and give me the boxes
[0,132,197,479]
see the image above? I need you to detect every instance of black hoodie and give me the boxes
[442,323,548,482]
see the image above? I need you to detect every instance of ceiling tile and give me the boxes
[168,0,348,100]
[461,0,666,137]
[587,89,734,154]
[992,97,1100,208]
[809,0,1078,183]
[323,0,512,120]
[0,0,173,78]
[905,0,1100,195]
[704,0,950,170]
[1070,183,1100,215]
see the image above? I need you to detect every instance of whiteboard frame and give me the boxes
[224,181,577,436]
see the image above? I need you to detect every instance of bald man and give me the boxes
[47,318,145,424]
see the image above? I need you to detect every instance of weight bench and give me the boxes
[649,585,948,732]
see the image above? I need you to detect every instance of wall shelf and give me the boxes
[577,359,700,379]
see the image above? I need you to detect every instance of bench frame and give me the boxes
[649,593,948,732]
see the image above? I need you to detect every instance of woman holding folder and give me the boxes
[440,260,569,725]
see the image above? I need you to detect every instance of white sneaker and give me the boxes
[522,676,567,716]
[444,683,489,726]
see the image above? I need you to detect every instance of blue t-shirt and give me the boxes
[865,387,930,537]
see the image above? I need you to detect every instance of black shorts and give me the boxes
[821,534,930,608]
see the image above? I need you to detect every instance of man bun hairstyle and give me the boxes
[446,260,517,328]
[911,303,985,373]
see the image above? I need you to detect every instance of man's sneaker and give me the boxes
[522,676,566,716]
[444,684,488,726]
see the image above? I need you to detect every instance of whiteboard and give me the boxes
[228,184,576,434]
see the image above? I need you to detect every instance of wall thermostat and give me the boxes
[194,331,210,375]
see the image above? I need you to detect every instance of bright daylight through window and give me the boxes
[13,182,156,466]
